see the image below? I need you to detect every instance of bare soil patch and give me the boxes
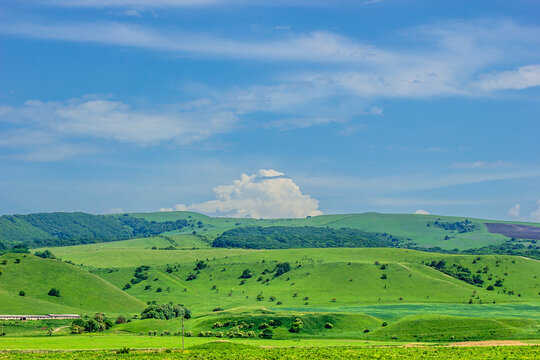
[447,340,532,347]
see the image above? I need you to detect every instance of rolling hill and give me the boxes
[0,253,145,315]
[2,210,539,256]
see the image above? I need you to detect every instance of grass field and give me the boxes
[0,253,144,315]
[41,246,537,313]
[2,212,538,352]
[0,341,538,360]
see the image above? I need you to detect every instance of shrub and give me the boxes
[48,288,61,297]
[259,328,274,339]
[289,318,303,333]
[186,273,197,281]
[115,316,127,324]
[324,323,334,329]
[274,262,291,277]
[381,274,387,279]
[382,322,388,327]
[487,285,495,291]
[258,323,269,329]
[239,269,253,279]
[34,250,56,259]
[141,303,191,320]
[18,290,25,296]
[116,347,130,354]
[269,319,282,327]
[194,260,207,271]
[212,307,223,312]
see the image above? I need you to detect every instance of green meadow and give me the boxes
[0,211,539,353]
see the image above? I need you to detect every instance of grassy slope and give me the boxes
[0,254,145,315]
[40,241,540,312]
[130,211,540,250]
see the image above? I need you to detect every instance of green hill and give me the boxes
[0,253,145,315]
[2,211,540,255]
[40,243,538,313]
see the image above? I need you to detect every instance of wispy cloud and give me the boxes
[2,19,539,98]
[0,96,238,160]
[0,22,393,63]
[531,200,540,222]
[36,0,224,7]
[297,168,540,194]
[474,64,540,91]
[451,161,513,170]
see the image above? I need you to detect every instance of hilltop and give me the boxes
[1,211,539,256]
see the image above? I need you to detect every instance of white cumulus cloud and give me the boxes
[507,203,521,218]
[162,169,323,218]
[414,209,430,215]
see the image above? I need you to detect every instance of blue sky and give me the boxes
[0,0,539,221]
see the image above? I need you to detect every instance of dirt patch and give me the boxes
[447,340,532,347]
[485,223,540,240]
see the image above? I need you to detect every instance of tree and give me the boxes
[48,288,61,297]
[18,290,25,297]
[380,274,387,279]
[115,316,127,324]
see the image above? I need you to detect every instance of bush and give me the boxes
[186,273,197,281]
[141,303,191,320]
[70,313,113,334]
[18,290,25,296]
[324,323,334,329]
[269,319,282,327]
[34,250,56,259]
[116,347,130,354]
[239,269,253,279]
[194,260,207,270]
[115,316,127,325]
[48,288,61,297]
[259,328,274,339]
[274,262,291,277]
[258,323,269,330]
[289,318,303,333]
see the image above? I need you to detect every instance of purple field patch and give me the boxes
[485,223,540,240]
